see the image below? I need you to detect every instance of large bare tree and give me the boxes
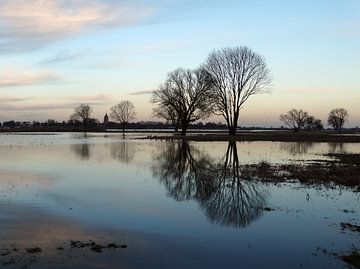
[328,108,348,133]
[279,109,309,132]
[203,46,271,135]
[110,100,136,134]
[152,68,213,136]
[71,103,93,134]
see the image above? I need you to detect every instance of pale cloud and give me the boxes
[38,50,86,65]
[79,61,128,69]
[0,96,33,103]
[129,90,154,95]
[0,0,155,53]
[1,103,79,111]
[61,93,113,102]
[279,88,336,95]
[0,93,112,112]
[0,70,60,88]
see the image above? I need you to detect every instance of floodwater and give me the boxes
[0,133,359,268]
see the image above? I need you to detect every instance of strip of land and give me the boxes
[143,131,360,143]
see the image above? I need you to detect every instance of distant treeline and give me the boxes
[1,119,358,132]
[0,119,229,131]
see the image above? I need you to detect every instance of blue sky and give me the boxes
[0,0,359,127]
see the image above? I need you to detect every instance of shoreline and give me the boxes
[0,129,360,143]
[141,132,360,143]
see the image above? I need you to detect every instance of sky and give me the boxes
[0,0,359,127]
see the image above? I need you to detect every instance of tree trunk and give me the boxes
[83,119,87,136]
[228,111,239,135]
[228,126,236,135]
[122,124,125,135]
[180,120,188,136]
[181,126,187,136]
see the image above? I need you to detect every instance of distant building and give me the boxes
[103,113,109,126]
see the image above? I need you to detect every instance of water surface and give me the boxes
[0,133,359,268]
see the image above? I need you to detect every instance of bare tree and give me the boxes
[203,46,271,135]
[152,68,213,136]
[328,108,348,132]
[279,109,309,132]
[110,100,136,134]
[153,105,180,132]
[304,115,323,131]
[71,103,93,134]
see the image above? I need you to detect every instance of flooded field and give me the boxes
[0,133,359,268]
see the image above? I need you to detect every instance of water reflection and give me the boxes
[202,142,267,227]
[71,143,91,160]
[70,141,136,163]
[153,141,268,228]
[280,142,314,156]
[110,142,135,164]
[328,143,346,154]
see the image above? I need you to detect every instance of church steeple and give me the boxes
[103,113,109,125]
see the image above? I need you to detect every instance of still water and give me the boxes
[0,133,359,268]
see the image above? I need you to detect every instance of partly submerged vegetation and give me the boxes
[145,131,360,143]
[242,154,360,190]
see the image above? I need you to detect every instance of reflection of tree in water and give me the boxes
[110,142,135,164]
[328,143,346,154]
[71,143,91,160]
[153,141,215,201]
[201,142,267,227]
[280,142,314,156]
[153,141,267,228]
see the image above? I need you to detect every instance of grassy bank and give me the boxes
[145,131,360,143]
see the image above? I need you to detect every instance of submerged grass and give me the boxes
[324,153,360,165]
[341,251,360,268]
[241,153,360,190]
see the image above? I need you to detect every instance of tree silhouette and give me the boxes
[203,46,271,135]
[152,68,213,136]
[279,109,308,132]
[110,100,136,135]
[328,108,348,133]
[71,104,93,135]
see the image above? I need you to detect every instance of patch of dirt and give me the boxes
[0,240,127,267]
[341,223,360,233]
[341,251,360,268]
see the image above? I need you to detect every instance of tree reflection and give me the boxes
[328,142,346,154]
[153,141,215,201]
[153,141,267,228]
[109,142,135,164]
[280,142,314,156]
[71,143,91,160]
[201,142,267,227]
